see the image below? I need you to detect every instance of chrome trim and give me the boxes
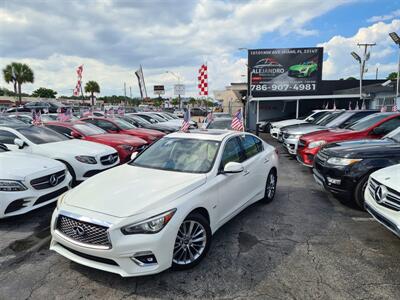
[131,251,158,267]
[54,229,111,250]
[58,210,112,228]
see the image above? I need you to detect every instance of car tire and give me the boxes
[261,169,277,204]
[354,174,370,210]
[172,213,211,270]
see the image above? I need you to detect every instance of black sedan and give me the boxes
[313,126,400,209]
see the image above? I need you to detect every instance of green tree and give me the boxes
[346,76,357,80]
[2,62,34,105]
[84,81,100,106]
[32,87,57,98]
[171,97,179,106]
[189,97,197,107]
[387,72,398,80]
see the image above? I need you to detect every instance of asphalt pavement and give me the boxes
[1,134,400,299]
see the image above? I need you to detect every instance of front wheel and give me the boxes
[261,169,277,204]
[172,213,211,270]
[354,174,370,210]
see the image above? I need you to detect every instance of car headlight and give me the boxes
[288,134,301,139]
[57,192,67,209]
[0,180,27,192]
[121,209,176,235]
[327,157,362,166]
[308,140,326,149]
[119,144,134,152]
[75,155,97,164]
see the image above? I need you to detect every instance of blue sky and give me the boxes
[1,0,400,97]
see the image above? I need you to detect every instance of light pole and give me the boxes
[351,51,362,106]
[238,47,252,130]
[389,32,400,99]
[166,71,181,109]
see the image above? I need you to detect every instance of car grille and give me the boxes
[56,215,112,249]
[315,151,329,166]
[368,178,400,211]
[100,153,119,166]
[31,170,66,190]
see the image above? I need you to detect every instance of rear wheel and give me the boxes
[354,174,370,210]
[172,213,211,270]
[261,169,277,204]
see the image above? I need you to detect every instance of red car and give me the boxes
[297,113,400,167]
[45,121,148,163]
[81,117,165,144]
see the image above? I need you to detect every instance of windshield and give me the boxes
[159,113,174,120]
[208,119,232,129]
[317,112,343,126]
[131,138,220,173]
[346,114,390,131]
[310,112,330,124]
[17,126,68,144]
[114,118,136,130]
[130,115,151,126]
[384,127,400,143]
[148,114,167,122]
[73,123,106,136]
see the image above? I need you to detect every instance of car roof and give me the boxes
[167,129,243,141]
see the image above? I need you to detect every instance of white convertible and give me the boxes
[51,130,279,277]
[0,125,120,184]
[0,144,71,218]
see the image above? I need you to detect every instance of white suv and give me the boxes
[0,125,120,184]
[0,144,71,218]
[364,164,400,237]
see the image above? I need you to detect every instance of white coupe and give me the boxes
[0,143,71,218]
[0,125,120,184]
[50,130,279,277]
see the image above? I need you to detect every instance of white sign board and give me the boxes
[174,84,185,96]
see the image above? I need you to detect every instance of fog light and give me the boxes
[131,251,158,266]
[327,177,341,185]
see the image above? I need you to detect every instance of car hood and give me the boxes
[133,128,165,138]
[371,165,400,191]
[322,139,400,158]
[63,164,207,218]
[88,134,147,146]
[289,65,307,71]
[36,139,115,156]
[284,125,327,135]
[0,151,63,180]
[272,119,307,128]
[301,128,354,143]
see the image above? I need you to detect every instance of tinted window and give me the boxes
[347,114,393,131]
[373,117,400,135]
[239,135,259,159]
[221,137,243,168]
[17,127,68,144]
[253,136,264,152]
[73,124,106,136]
[317,112,343,126]
[0,130,18,144]
[310,112,330,124]
[208,119,232,129]
[113,118,135,130]
[87,119,118,131]
[338,112,375,128]
[46,125,73,137]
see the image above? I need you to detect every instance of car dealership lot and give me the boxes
[1,135,400,299]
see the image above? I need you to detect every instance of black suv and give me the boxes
[313,126,400,209]
[24,101,65,113]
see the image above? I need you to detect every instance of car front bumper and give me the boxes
[283,137,298,155]
[365,189,400,237]
[270,127,280,139]
[0,173,72,218]
[50,207,180,277]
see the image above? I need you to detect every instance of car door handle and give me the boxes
[243,170,250,176]
[264,158,270,163]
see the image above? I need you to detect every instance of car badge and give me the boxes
[375,185,387,204]
[49,174,58,187]
[73,226,85,236]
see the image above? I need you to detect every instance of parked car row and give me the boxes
[271,110,400,239]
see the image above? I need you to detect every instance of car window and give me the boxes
[239,134,259,160]
[347,114,391,131]
[220,137,244,168]
[373,117,400,135]
[73,123,106,136]
[88,119,118,131]
[252,136,264,152]
[46,125,73,137]
[0,130,18,144]
[17,126,68,144]
[338,112,375,128]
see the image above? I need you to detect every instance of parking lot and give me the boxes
[1,134,400,299]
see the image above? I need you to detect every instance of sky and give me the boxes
[0,0,400,98]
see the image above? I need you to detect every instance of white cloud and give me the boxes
[0,0,352,97]
[367,9,400,23]
[318,19,400,80]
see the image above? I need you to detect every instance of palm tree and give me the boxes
[84,81,100,106]
[2,62,34,105]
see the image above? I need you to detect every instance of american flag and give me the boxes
[231,109,244,131]
[180,109,191,132]
[392,104,398,112]
[32,110,42,125]
[333,101,336,111]
[73,65,83,96]
[348,101,352,110]
[198,64,208,96]
[117,106,125,116]
[381,105,387,112]
[361,100,366,110]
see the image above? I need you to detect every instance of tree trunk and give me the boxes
[18,83,22,106]
[91,92,94,106]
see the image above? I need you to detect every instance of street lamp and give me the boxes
[389,32,400,99]
[165,71,182,109]
[351,51,364,108]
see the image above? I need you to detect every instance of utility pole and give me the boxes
[375,67,378,80]
[129,86,132,98]
[124,82,127,105]
[357,43,376,107]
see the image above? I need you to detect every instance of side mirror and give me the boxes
[130,152,139,160]
[71,131,82,139]
[14,138,26,149]
[222,162,244,174]
[307,117,315,122]
[370,127,385,136]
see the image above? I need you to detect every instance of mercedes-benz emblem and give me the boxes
[108,155,115,163]
[375,185,388,204]
[49,174,58,187]
[73,226,85,236]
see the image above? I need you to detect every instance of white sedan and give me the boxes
[0,144,71,218]
[0,125,120,184]
[50,130,279,277]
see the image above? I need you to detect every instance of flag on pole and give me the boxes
[324,101,329,109]
[73,65,83,96]
[198,64,208,96]
[348,101,352,110]
[231,109,244,131]
[392,104,398,112]
[180,108,191,132]
[333,101,336,111]
[117,106,125,116]
[381,105,387,112]
[355,101,360,110]
[32,110,42,125]
[361,100,366,110]
[135,65,148,100]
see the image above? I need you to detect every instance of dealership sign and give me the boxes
[153,85,165,95]
[248,47,323,97]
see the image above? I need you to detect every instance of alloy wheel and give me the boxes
[266,172,276,199]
